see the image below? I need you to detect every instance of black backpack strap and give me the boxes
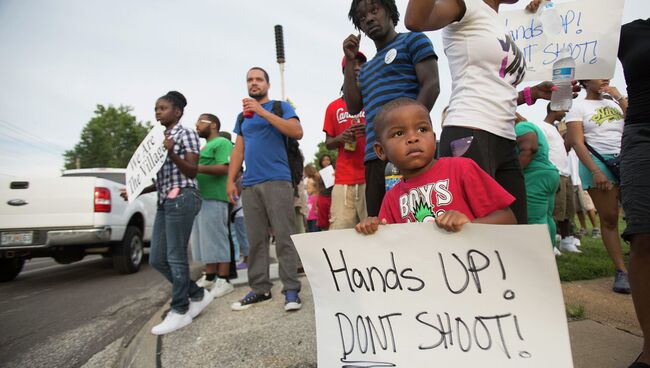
[271,101,290,147]
[272,100,283,117]
[584,142,608,165]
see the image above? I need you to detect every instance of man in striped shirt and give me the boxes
[343,0,440,217]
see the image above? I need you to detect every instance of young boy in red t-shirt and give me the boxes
[355,98,516,234]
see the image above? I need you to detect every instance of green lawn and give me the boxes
[556,217,629,282]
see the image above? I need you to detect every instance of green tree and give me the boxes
[64,105,152,169]
[312,141,338,169]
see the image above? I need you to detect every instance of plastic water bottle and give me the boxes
[384,162,402,192]
[550,46,576,111]
[538,1,562,35]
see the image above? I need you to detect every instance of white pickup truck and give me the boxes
[0,168,157,281]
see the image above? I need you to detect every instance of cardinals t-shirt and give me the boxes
[379,157,515,223]
[322,97,366,185]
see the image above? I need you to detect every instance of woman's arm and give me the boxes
[516,131,538,169]
[517,81,581,106]
[405,0,466,31]
[602,86,628,119]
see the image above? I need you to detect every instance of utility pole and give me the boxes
[274,25,286,101]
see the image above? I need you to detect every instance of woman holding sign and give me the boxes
[404,0,579,227]
[126,91,212,335]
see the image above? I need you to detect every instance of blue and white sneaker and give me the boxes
[284,290,302,311]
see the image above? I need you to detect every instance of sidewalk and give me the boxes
[116,270,643,368]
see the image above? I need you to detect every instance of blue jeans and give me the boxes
[234,216,249,258]
[150,187,203,314]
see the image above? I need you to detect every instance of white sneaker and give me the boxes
[151,311,192,335]
[553,247,562,257]
[195,275,215,289]
[210,278,235,298]
[188,289,214,319]
[560,237,582,253]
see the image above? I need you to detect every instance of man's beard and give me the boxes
[248,91,266,99]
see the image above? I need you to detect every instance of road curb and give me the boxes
[116,263,280,368]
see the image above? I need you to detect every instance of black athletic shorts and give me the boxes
[620,124,650,241]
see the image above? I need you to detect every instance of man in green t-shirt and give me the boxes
[191,113,235,298]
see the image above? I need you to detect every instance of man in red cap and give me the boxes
[321,53,368,229]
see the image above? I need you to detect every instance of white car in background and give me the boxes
[0,168,157,281]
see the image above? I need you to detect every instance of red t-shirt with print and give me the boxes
[379,157,514,223]
[322,97,366,185]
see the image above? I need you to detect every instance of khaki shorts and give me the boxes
[553,175,576,221]
[574,185,595,212]
[329,184,367,230]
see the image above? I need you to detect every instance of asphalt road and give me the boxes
[0,255,172,368]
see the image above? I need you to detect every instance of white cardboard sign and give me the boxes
[292,223,573,367]
[125,125,167,203]
[319,165,335,189]
[501,0,625,81]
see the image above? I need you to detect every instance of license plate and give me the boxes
[1,232,33,246]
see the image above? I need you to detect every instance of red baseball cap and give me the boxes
[341,52,367,72]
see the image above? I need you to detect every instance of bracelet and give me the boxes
[523,87,534,106]
[591,170,602,175]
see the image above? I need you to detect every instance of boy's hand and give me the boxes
[355,217,387,235]
[119,188,128,201]
[435,210,470,232]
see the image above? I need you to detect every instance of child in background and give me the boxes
[306,178,319,232]
[356,98,516,235]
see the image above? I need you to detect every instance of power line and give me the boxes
[0,133,64,157]
[0,119,71,152]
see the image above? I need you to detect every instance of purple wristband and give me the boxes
[523,87,534,106]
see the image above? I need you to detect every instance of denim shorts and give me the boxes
[190,199,230,263]
[579,153,620,190]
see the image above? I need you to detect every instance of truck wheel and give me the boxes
[0,257,25,282]
[113,226,143,274]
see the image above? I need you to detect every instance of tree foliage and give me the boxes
[312,141,338,169]
[64,105,151,169]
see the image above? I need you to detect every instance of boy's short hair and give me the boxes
[374,97,431,141]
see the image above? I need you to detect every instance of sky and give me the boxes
[0,0,646,178]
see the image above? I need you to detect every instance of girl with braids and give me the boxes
[127,91,213,335]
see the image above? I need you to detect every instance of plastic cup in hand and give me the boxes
[242,99,254,119]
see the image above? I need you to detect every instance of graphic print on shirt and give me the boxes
[336,108,365,124]
[591,106,624,126]
[398,180,453,222]
[498,35,526,86]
